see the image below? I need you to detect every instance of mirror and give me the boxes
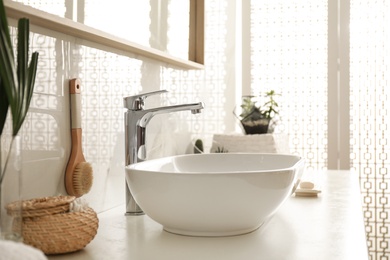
[6,0,204,68]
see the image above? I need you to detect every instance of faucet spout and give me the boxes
[138,102,204,127]
[124,90,204,215]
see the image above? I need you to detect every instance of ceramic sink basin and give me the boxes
[125,153,304,237]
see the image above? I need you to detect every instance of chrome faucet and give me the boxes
[123,90,204,215]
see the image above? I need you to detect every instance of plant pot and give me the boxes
[241,118,271,135]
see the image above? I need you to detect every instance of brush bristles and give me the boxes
[73,162,93,197]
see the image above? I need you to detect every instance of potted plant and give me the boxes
[237,90,280,135]
[0,0,39,240]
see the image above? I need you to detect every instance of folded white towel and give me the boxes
[210,133,290,154]
[0,240,47,260]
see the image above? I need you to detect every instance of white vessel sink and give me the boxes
[125,153,304,237]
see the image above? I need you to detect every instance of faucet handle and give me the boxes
[123,90,168,110]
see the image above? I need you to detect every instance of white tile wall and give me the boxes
[10,0,239,213]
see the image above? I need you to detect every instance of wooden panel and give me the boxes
[189,0,204,65]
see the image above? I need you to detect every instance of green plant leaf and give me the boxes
[26,52,39,109]
[0,0,12,48]
[0,0,39,136]
[0,0,17,135]
[0,79,9,135]
[5,18,38,136]
[0,1,17,102]
[17,51,38,133]
[13,18,29,135]
[0,34,17,100]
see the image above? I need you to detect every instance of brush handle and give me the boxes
[69,78,84,162]
[70,79,82,129]
[66,78,86,196]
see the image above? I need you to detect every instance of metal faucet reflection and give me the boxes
[123,90,204,215]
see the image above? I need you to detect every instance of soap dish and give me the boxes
[295,187,321,197]
[295,181,321,197]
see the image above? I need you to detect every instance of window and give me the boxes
[247,0,390,258]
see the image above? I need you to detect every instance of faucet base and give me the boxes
[125,212,145,216]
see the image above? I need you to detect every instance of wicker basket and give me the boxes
[6,196,99,255]
[7,195,75,218]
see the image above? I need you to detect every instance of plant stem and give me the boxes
[0,136,14,185]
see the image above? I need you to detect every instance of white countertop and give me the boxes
[49,170,368,260]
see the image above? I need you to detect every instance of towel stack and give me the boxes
[210,133,290,154]
[0,240,47,260]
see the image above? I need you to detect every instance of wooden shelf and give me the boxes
[4,0,204,70]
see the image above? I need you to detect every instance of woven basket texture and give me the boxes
[7,196,99,255]
[7,195,76,218]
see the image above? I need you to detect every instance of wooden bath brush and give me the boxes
[65,78,93,197]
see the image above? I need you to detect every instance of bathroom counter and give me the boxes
[49,170,368,260]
